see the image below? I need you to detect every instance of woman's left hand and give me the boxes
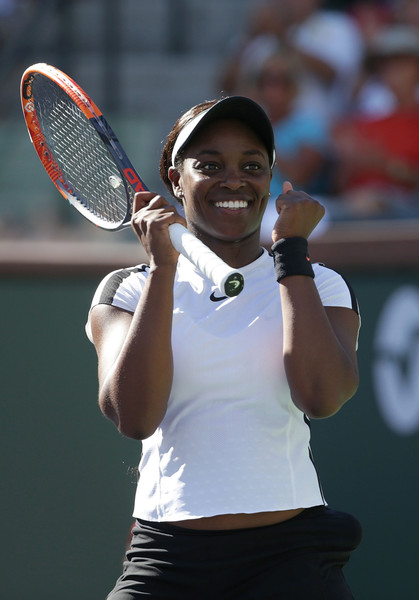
[272,181,325,242]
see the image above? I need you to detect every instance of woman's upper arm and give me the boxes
[325,305,360,379]
[89,303,133,387]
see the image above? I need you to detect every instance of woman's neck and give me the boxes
[188,226,264,269]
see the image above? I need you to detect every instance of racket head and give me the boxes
[20,63,148,230]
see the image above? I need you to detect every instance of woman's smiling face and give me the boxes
[170,118,272,245]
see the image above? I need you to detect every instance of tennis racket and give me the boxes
[20,63,244,297]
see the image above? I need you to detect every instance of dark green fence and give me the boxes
[1,233,418,599]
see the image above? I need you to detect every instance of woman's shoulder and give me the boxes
[90,263,150,309]
[86,264,150,342]
[313,263,359,314]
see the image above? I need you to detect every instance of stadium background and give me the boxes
[1,2,418,598]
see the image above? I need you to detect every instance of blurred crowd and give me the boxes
[1,0,418,240]
[0,0,28,50]
[217,0,419,224]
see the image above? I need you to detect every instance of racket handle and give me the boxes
[169,223,244,297]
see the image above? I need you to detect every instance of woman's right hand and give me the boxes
[131,191,186,268]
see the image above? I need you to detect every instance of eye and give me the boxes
[199,161,220,172]
[243,162,262,171]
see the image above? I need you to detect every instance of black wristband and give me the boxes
[271,237,314,282]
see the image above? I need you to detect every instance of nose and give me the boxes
[220,167,245,190]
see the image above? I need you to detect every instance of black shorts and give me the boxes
[106,506,362,600]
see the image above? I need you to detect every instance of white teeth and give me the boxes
[214,200,248,209]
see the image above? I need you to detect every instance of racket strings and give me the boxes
[32,76,127,225]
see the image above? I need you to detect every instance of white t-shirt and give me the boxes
[86,249,358,522]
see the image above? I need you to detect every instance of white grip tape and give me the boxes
[169,223,244,296]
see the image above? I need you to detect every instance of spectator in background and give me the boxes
[218,0,364,125]
[255,51,329,196]
[218,0,286,98]
[331,25,419,218]
[253,51,331,240]
[349,0,393,42]
[285,0,364,122]
[347,1,395,116]
[394,0,419,28]
[349,0,419,117]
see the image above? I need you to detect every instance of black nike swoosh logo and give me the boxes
[210,292,228,302]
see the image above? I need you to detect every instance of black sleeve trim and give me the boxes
[98,265,149,306]
[338,273,359,315]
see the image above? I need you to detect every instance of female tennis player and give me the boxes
[86,96,362,599]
